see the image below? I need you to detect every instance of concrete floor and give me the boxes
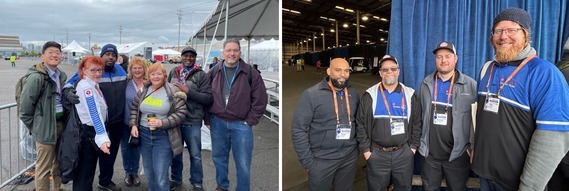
[0,58,279,191]
[282,63,380,190]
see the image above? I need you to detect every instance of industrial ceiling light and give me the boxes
[362,16,369,21]
[330,29,335,32]
[343,23,348,28]
[321,33,324,36]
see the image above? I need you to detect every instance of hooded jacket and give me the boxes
[19,63,67,144]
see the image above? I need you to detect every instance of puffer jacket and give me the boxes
[129,82,187,156]
[19,63,67,145]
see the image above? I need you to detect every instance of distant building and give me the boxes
[0,35,23,56]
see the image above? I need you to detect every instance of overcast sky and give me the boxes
[0,0,218,49]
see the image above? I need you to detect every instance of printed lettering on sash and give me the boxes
[336,123,351,140]
[433,111,448,126]
[483,95,500,114]
[390,119,405,135]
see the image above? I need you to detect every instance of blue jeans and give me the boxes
[479,177,510,191]
[121,125,141,175]
[139,126,172,191]
[171,123,203,185]
[210,116,253,191]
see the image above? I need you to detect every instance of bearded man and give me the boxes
[292,58,360,191]
[355,54,422,190]
[472,7,569,191]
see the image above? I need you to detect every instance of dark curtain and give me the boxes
[388,0,569,89]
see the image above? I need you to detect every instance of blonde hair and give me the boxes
[146,62,168,84]
[127,56,148,80]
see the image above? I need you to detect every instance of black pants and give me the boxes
[73,127,99,191]
[307,149,359,191]
[547,160,569,190]
[366,144,414,191]
[98,122,124,186]
[421,152,470,191]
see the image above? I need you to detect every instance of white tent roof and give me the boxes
[62,40,88,53]
[191,0,278,40]
[152,49,181,55]
[117,42,148,54]
[250,39,279,51]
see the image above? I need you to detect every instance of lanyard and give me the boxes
[379,83,406,120]
[327,82,351,125]
[485,54,536,96]
[223,62,240,93]
[433,71,455,111]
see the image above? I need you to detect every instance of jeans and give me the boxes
[171,123,203,185]
[140,125,173,191]
[210,115,253,191]
[121,124,141,175]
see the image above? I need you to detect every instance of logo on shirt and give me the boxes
[84,89,93,97]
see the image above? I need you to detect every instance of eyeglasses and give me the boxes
[223,49,240,53]
[90,68,104,73]
[492,28,524,36]
[380,67,399,73]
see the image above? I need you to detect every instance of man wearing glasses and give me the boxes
[205,39,267,191]
[292,58,360,191]
[355,55,422,190]
[472,8,569,190]
[417,41,477,190]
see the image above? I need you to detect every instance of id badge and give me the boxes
[390,119,405,135]
[483,95,500,114]
[433,111,448,126]
[336,123,352,140]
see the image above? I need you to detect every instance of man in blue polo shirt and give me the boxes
[472,8,569,191]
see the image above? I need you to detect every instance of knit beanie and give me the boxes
[100,44,118,57]
[493,7,531,31]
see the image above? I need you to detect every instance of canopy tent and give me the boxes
[190,0,279,68]
[152,49,181,55]
[116,42,149,55]
[62,40,88,53]
[250,39,279,51]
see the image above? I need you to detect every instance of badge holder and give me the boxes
[483,94,500,114]
[390,119,405,135]
[336,123,352,140]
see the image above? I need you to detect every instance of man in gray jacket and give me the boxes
[417,41,477,190]
[291,58,359,190]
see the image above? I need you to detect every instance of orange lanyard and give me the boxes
[485,54,536,96]
[328,82,351,124]
[379,83,406,119]
[433,71,455,111]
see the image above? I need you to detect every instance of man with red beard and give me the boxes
[355,55,422,190]
[472,8,569,191]
[292,58,360,190]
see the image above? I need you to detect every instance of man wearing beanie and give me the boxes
[168,46,212,191]
[20,41,67,191]
[355,55,421,190]
[472,7,569,191]
[64,43,127,191]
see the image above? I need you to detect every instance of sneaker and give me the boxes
[124,175,133,187]
[98,182,122,191]
[132,174,141,186]
[215,186,227,191]
[170,181,182,191]
[193,184,205,191]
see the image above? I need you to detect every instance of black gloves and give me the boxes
[63,87,80,104]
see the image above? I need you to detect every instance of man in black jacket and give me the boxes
[291,58,360,190]
[168,46,213,191]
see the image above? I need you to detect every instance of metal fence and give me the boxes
[0,103,36,189]
[263,78,279,124]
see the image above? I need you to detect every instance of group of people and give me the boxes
[19,38,268,191]
[292,7,569,191]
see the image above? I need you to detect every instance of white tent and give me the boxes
[152,49,181,55]
[62,40,88,53]
[116,42,148,55]
[250,39,279,51]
